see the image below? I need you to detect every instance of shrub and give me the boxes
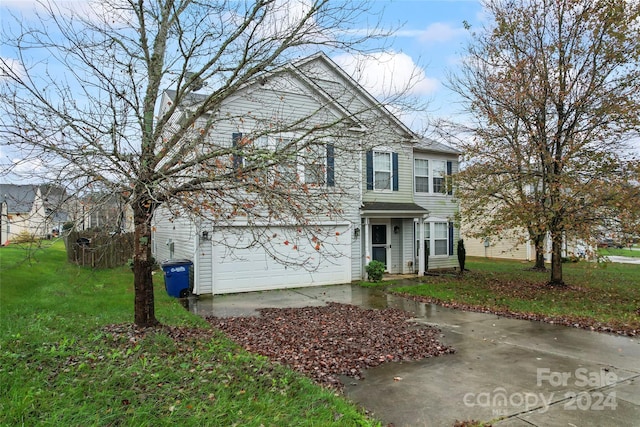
[365,260,385,282]
[457,239,466,273]
[12,230,37,244]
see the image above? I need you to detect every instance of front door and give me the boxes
[371,224,388,268]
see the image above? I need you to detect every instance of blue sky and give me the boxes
[0,0,484,183]
[0,0,482,125]
[339,0,484,127]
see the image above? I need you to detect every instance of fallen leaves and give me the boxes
[206,302,455,389]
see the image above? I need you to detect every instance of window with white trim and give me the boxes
[274,136,298,182]
[374,151,392,190]
[301,145,326,186]
[422,221,449,257]
[238,135,332,187]
[432,160,446,193]
[433,222,448,255]
[414,159,429,193]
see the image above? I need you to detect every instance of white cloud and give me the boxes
[0,57,25,81]
[418,22,467,43]
[396,22,466,44]
[332,51,439,99]
[1,0,133,26]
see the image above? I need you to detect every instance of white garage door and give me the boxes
[211,225,351,294]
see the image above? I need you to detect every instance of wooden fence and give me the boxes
[66,231,134,269]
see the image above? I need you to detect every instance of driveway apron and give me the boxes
[188,285,640,427]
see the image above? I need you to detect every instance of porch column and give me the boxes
[363,217,371,267]
[417,218,425,275]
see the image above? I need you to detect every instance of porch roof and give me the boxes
[360,202,429,218]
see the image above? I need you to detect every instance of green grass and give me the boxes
[394,257,640,332]
[598,247,640,258]
[356,280,396,288]
[0,240,379,426]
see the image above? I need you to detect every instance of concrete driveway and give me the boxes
[605,255,640,265]
[189,285,640,426]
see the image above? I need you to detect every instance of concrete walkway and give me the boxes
[189,285,640,426]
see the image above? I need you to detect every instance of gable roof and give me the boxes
[290,52,418,138]
[0,184,39,213]
[163,52,420,140]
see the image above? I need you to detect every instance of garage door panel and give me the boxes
[212,225,351,294]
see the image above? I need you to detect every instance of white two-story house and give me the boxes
[152,52,459,295]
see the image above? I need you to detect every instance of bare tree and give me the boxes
[1,0,426,325]
[446,0,640,285]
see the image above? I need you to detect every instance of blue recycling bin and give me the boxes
[161,259,192,298]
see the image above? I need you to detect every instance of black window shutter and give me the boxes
[326,144,335,187]
[392,152,399,191]
[232,132,243,171]
[448,222,454,255]
[366,150,373,190]
[446,160,453,195]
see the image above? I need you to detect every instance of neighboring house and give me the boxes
[0,184,48,243]
[460,227,537,261]
[0,183,87,244]
[152,52,460,295]
[460,223,591,261]
[78,192,135,233]
[40,184,71,236]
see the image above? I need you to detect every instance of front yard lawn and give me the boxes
[0,240,380,427]
[394,257,640,336]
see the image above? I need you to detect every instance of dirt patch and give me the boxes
[206,302,455,389]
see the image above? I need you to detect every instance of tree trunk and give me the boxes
[133,201,159,327]
[533,234,546,270]
[534,249,546,270]
[548,231,565,286]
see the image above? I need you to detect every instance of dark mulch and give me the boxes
[205,302,455,389]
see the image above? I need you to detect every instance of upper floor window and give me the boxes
[366,150,398,191]
[413,157,453,195]
[414,159,429,193]
[374,152,392,190]
[232,133,334,187]
[432,160,446,193]
[302,144,328,186]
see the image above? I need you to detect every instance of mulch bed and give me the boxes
[205,302,455,389]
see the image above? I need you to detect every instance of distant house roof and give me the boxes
[0,184,38,213]
[163,89,206,107]
[414,138,461,155]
